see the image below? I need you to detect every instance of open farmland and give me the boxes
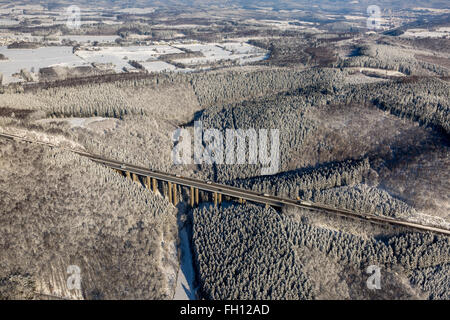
[172,42,268,66]
[0,41,268,83]
[0,46,85,83]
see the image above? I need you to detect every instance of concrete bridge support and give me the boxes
[145,176,151,190]
[173,183,178,206]
[190,187,195,207]
[118,172,245,209]
[168,182,173,203]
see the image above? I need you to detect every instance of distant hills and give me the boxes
[23,0,450,12]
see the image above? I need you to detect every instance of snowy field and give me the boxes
[0,46,86,83]
[0,18,20,26]
[401,27,450,38]
[36,117,111,129]
[0,42,267,83]
[172,42,267,66]
[76,45,185,72]
[58,35,120,44]
[140,60,177,73]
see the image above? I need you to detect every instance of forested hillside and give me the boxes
[1,62,448,225]
[193,204,450,300]
[0,139,178,300]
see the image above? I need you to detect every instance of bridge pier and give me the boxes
[190,187,195,207]
[120,172,243,209]
[173,183,178,206]
[213,192,218,207]
[117,171,260,210]
[168,182,173,203]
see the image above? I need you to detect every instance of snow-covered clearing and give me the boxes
[0,46,85,83]
[0,41,267,83]
[173,42,267,66]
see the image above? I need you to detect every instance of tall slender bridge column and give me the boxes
[173,183,178,206]
[145,176,151,190]
[168,182,173,203]
[190,187,195,207]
